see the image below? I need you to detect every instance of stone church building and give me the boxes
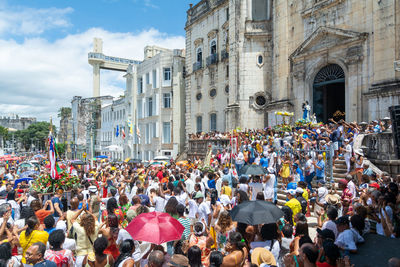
[185,0,400,133]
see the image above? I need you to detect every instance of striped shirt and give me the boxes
[178,217,191,240]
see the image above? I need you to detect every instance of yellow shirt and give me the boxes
[221,186,232,198]
[302,190,309,201]
[20,230,49,263]
[285,198,302,222]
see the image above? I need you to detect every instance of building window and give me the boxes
[146,124,150,144]
[196,93,202,101]
[210,113,217,132]
[163,122,171,143]
[163,68,171,81]
[255,95,267,107]
[226,7,229,21]
[196,116,202,133]
[152,69,157,88]
[152,123,157,138]
[146,73,150,84]
[138,78,143,94]
[258,55,263,65]
[225,85,229,94]
[196,47,202,63]
[163,93,171,108]
[210,40,217,55]
[148,97,153,116]
[209,88,217,98]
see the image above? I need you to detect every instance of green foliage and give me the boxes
[58,107,72,119]
[0,126,9,143]
[57,142,67,156]
[15,122,56,151]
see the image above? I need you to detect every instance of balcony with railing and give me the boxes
[193,61,203,72]
[221,49,229,61]
[206,53,219,66]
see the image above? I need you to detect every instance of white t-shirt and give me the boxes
[153,196,166,212]
[306,159,315,174]
[8,200,20,221]
[344,144,352,158]
[263,175,275,200]
[185,179,195,194]
[322,220,338,238]
[335,228,364,251]
[202,176,210,190]
[249,183,263,200]
[188,199,198,219]
[376,206,393,236]
[198,201,211,225]
[238,183,249,193]
[176,192,188,206]
[268,152,277,168]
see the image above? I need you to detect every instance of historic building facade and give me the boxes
[185,0,400,132]
[135,46,186,160]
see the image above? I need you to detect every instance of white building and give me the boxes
[185,0,273,135]
[100,97,128,160]
[134,46,186,160]
[185,0,400,131]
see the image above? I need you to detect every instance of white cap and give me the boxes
[285,189,297,196]
[220,194,231,207]
[296,187,304,194]
[88,185,98,193]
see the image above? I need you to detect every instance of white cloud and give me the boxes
[0,28,185,122]
[0,4,73,36]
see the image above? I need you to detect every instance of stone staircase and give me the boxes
[276,156,347,207]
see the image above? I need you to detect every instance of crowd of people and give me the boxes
[0,118,399,267]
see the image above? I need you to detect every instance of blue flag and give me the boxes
[116,125,119,137]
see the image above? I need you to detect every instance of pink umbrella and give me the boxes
[125,211,184,245]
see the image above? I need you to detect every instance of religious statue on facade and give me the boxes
[302,101,311,121]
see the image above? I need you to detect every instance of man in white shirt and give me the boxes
[263,168,275,202]
[343,139,352,174]
[304,154,315,193]
[268,148,277,169]
[194,192,211,226]
[150,188,166,212]
[184,173,195,194]
[187,194,199,225]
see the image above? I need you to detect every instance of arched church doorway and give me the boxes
[313,64,345,123]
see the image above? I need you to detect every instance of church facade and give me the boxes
[185,0,400,133]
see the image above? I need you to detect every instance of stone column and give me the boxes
[247,0,252,20]
[346,62,359,122]
[93,63,100,97]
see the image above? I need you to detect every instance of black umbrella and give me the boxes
[240,164,266,176]
[128,158,142,164]
[229,200,284,225]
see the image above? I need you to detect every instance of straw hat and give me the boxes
[251,247,276,267]
[325,194,340,205]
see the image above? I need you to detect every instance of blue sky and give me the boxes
[5,0,192,41]
[0,0,193,122]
